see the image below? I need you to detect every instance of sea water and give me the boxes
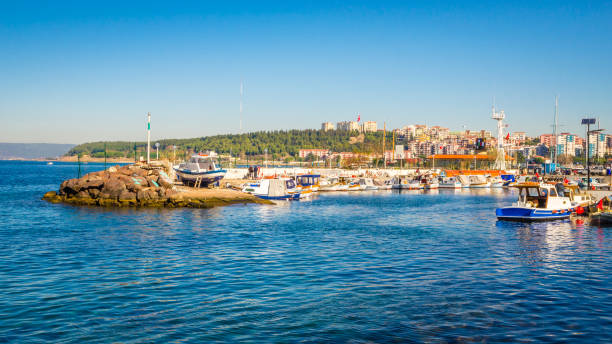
[0,161,610,342]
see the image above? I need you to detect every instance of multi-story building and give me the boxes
[298,149,329,159]
[321,122,334,131]
[556,133,577,156]
[361,121,377,133]
[587,132,607,158]
[337,121,360,131]
[511,132,527,143]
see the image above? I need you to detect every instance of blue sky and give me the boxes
[0,1,610,144]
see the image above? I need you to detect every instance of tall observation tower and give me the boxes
[491,105,506,170]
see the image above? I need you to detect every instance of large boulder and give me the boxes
[81,178,104,190]
[60,178,82,195]
[137,188,159,201]
[119,190,136,201]
[100,177,127,200]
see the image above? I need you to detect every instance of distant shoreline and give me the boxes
[1,157,134,163]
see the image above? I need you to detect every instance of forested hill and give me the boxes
[67,130,394,159]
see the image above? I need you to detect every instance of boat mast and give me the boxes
[553,95,558,166]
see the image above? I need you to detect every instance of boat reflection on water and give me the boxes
[498,218,604,268]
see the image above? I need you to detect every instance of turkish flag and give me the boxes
[505,133,510,140]
[357,114,361,122]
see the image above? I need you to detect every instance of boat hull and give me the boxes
[175,168,227,186]
[254,194,300,200]
[496,207,571,222]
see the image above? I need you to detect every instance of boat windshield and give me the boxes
[519,187,548,208]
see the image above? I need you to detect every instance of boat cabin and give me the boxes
[177,153,222,173]
[514,183,571,209]
[297,174,320,187]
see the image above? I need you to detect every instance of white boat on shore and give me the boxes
[174,152,227,187]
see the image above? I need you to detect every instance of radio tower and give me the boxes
[491,105,506,170]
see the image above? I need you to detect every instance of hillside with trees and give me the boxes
[66,130,394,160]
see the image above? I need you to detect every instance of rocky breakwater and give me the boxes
[43,164,271,208]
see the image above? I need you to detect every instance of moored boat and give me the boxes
[296,174,321,193]
[496,183,573,221]
[358,178,379,190]
[439,177,462,189]
[468,175,491,188]
[241,178,301,200]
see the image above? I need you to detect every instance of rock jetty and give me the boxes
[43,164,271,208]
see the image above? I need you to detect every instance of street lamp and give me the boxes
[155,142,160,161]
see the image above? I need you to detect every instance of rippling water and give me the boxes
[1,161,611,343]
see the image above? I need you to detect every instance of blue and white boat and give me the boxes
[241,178,301,200]
[496,183,574,222]
[173,152,227,187]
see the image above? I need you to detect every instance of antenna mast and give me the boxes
[491,104,506,170]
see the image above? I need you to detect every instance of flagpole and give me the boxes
[147,112,151,164]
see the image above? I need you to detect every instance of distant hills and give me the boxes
[66,130,394,159]
[0,143,75,160]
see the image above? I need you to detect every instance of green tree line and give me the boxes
[67,130,395,158]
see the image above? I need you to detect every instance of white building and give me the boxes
[362,121,377,133]
[337,121,360,131]
[321,122,334,131]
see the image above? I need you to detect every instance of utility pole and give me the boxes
[104,142,107,170]
[392,129,396,168]
[383,122,387,168]
[146,112,151,164]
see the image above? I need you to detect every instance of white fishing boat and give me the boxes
[496,183,573,221]
[422,177,439,189]
[358,178,379,190]
[319,177,341,191]
[377,178,393,190]
[468,175,491,188]
[391,176,421,190]
[174,152,227,187]
[489,176,504,188]
[296,174,321,193]
[456,175,471,188]
[439,177,462,189]
[241,178,301,200]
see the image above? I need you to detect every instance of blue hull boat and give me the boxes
[496,207,571,222]
[496,182,574,222]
